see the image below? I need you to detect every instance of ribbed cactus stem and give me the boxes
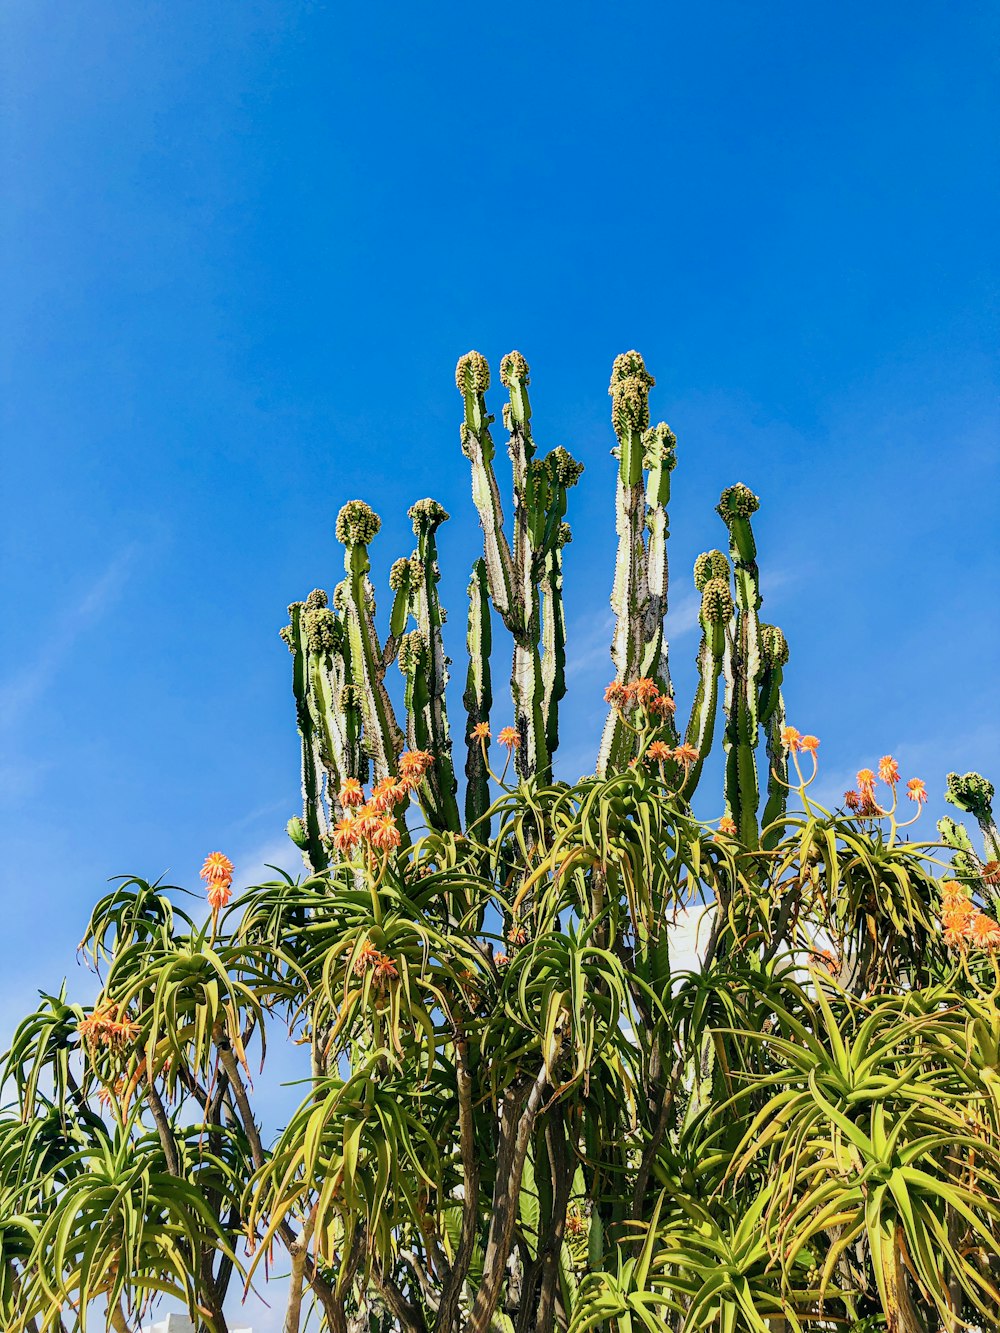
[458,352,517,622]
[541,532,569,765]
[945,771,1000,863]
[407,499,460,832]
[718,484,764,848]
[336,501,404,779]
[599,352,657,776]
[638,425,678,722]
[758,624,790,846]
[284,602,329,872]
[464,559,492,836]
[680,569,732,801]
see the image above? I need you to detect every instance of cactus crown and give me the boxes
[302,606,338,655]
[557,522,573,548]
[456,351,491,395]
[304,588,328,610]
[693,549,730,591]
[609,351,655,437]
[946,771,995,820]
[546,446,585,488]
[398,628,428,673]
[717,483,760,522]
[500,350,530,387]
[336,500,382,547]
[279,623,295,653]
[389,558,412,592]
[701,577,734,626]
[642,423,678,471]
[759,623,790,667]
[408,498,450,534]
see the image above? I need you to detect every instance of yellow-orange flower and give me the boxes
[370,777,407,812]
[200,852,234,885]
[370,816,402,853]
[673,742,699,767]
[631,677,660,705]
[372,955,399,989]
[649,694,677,717]
[942,899,975,932]
[844,790,862,813]
[493,951,510,968]
[718,816,737,836]
[207,881,232,914]
[339,778,365,808]
[780,726,803,753]
[604,681,628,708]
[471,722,491,741]
[856,768,876,795]
[941,880,969,907]
[878,755,900,785]
[352,940,381,975]
[647,741,672,763]
[332,818,359,855]
[983,860,1000,886]
[353,805,382,843]
[497,727,520,749]
[507,924,528,947]
[906,777,927,805]
[968,912,1000,949]
[399,749,434,780]
[800,735,820,753]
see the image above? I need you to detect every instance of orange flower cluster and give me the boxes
[941,880,1000,951]
[330,753,433,857]
[843,757,927,819]
[644,741,699,768]
[506,924,529,947]
[717,816,737,837]
[780,727,819,754]
[605,678,676,718]
[200,852,234,914]
[352,939,399,989]
[497,727,520,749]
[78,1003,141,1051]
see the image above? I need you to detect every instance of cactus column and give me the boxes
[458,350,582,781]
[598,353,678,776]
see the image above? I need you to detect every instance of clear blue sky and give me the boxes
[2,0,998,1130]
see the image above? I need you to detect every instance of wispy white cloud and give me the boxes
[0,544,140,730]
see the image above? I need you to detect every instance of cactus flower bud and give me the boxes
[279,624,295,653]
[499,350,530,386]
[546,446,584,488]
[716,483,760,522]
[609,350,655,391]
[408,498,450,533]
[642,423,677,471]
[693,550,730,591]
[946,771,995,822]
[302,606,338,654]
[610,375,652,435]
[336,500,381,547]
[759,624,790,667]
[397,629,427,674]
[701,577,734,625]
[455,351,490,395]
[388,558,411,592]
[286,817,309,849]
[557,522,573,547]
[303,588,328,610]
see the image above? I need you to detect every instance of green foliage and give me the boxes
[4,352,1000,1333]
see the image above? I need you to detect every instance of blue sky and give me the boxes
[1,1,998,1321]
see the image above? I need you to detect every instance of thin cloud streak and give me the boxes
[0,545,140,729]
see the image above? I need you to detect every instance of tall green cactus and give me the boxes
[457,350,583,781]
[284,349,792,863]
[940,771,999,907]
[598,354,678,775]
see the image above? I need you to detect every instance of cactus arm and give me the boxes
[407,500,461,833]
[945,771,1000,864]
[541,539,568,767]
[680,571,732,802]
[457,352,518,623]
[283,603,329,872]
[638,426,678,721]
[758,625,791,847]
[718,484,764,848]
[598,353,657,776]
[464,559,493,837]
[336,501,404,780]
